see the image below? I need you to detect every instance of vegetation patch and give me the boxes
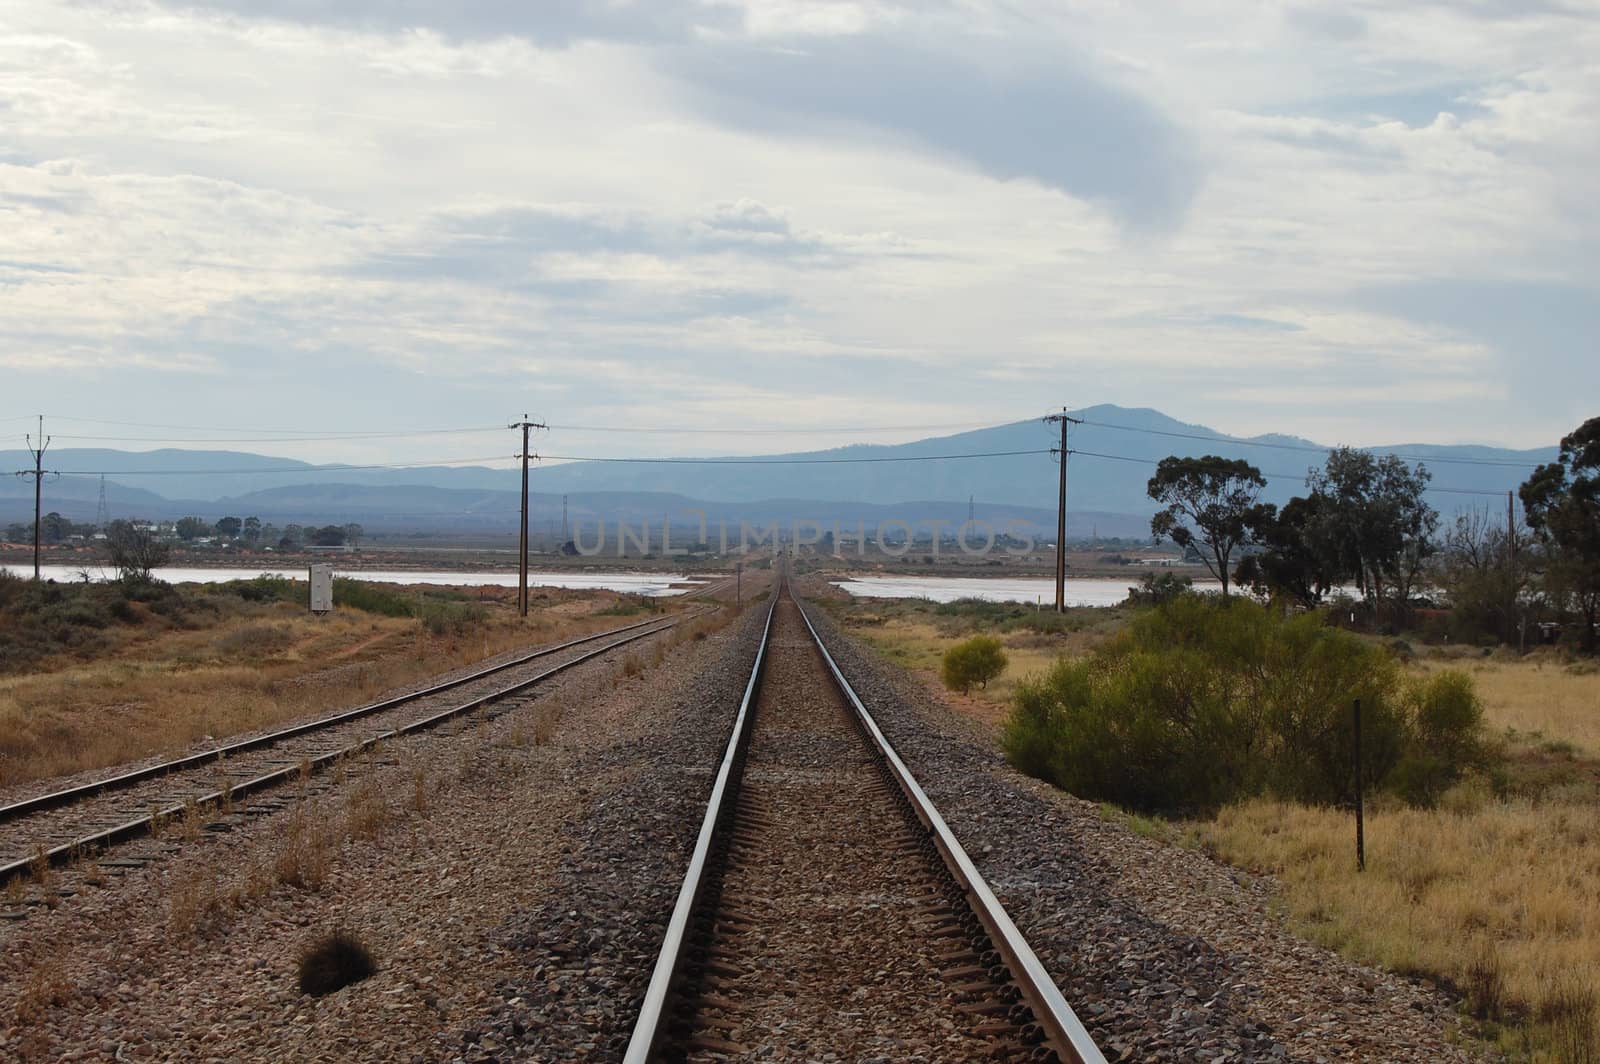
[940,635,1007,694]
[297,931,377,997]
[1001,595,1490,814]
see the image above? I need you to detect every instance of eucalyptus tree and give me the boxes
[1147,455,1274,599]
[1520,417,1600,652]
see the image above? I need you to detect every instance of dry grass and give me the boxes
[1195,657,1600,1061]
[841,617,1068,726]
[13,955,72,1024]
[0,597,655,790]
[1418,657,1600,755]
[274,803,335,890]
[345,774,392,841]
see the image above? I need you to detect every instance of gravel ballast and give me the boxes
[793,583,1485,1063]
[0,608,756,1063]
[1,580,1489,1062]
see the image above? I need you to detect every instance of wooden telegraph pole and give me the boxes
[510,417,547,616]
[21,416,51,580]
[1044,410,1081,612]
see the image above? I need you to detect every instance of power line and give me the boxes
[1076,417,1545,469]
[6,411,1551,469]
[544,421,1000,435]
[45,455,517,475]
[1065,448,1511,498]
[49,428,505,444]
[23,415,504,436]
[533,449,1052,465]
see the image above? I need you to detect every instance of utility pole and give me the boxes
[1045,409,1081,613]
[21,416,51,581]
[509,417,547,617]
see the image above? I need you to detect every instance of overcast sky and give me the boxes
[1,0,1595,466]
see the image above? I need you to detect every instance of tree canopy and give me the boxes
[1520,416,1600,651]
[1146,455,1273,599]
[1304,448,1437,619]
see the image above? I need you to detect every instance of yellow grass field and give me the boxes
[0,595,638,790]
[1420,657,1600,754]
[1195,658,1600,1062]
[834,595,1600,1060]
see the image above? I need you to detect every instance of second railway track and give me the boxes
[626,584,1105,1063]
[0,609,701,890]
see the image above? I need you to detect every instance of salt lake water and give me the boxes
[2,564,696,597]
[831,573,1220,607]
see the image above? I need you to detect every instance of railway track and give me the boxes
[625,584,1106,1063]
[0,610,698,892]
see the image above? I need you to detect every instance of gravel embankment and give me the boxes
[796,585,1486,1063]
[0,607,760,1063]
[1,583,1489,1062]
[457,604,770,1061]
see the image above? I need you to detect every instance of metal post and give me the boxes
[1353,697,1365,872]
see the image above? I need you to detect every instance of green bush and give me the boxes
[1000,596,1487,814]
[417,599,487,636]
[221,575,303,605]
[940,635,1008,694]
[332,579,415,617]
[1123,571,1195,607]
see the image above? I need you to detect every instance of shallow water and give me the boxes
[831,572,1219,606]
[1,563,696,596]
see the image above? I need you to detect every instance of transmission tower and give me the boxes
[96,475,110,529]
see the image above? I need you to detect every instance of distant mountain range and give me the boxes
[0,405,1557,537]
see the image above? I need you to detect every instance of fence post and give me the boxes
[1353,697,1365,872]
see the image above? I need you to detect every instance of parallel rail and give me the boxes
[796,598,1106,1064]
[0,613,675,825]
[623,586,1106,1063]
[624,595,777,1062]
[0,612,691,886]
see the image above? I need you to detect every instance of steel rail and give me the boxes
[621,594,778,1064]
[0,612,686,825]
[794,598,1108,1064]
[0,618,683,886]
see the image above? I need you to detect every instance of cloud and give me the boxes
[1353,279,1600,420]
[160,0,733,45]
[660,32,1200,231]
[0,0,1594,455]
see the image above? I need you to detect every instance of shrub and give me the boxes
[332,579,414,618]
[221,575,302,605]
[1123,571,1194,607]
[1000,596,1489,814]
[416,599,485,636]
[940,635,1008,694]
[297,931,376,997]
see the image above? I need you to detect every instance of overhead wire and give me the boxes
[1075,417,1545,469]
[532,449,1052,465]
[8,412,1549,470]
[45,455,518,475]
[1063,448,1510,498]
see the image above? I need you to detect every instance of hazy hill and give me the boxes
[0,405,1557,533]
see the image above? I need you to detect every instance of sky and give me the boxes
[1,0,1595,468]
